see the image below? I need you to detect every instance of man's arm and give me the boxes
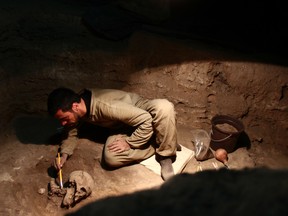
[54,127,78,170]
[99,100,154,148]
[60,127,78,156]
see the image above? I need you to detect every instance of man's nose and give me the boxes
[61,121,67,126]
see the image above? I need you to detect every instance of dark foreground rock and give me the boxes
[67,168,288,216]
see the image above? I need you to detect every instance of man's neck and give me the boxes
[78,98,87,118]
[79,89,91,117]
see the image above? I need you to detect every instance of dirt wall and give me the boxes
[0,0,287,165]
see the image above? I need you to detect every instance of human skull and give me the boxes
[62,170,94,207]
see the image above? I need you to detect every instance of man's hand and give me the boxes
[53,153,68,170]
[107,137,131,153]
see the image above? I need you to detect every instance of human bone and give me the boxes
[62,170,94,207]
[48,178,66,197]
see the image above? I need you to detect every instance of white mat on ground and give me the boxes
[140,145,195,176]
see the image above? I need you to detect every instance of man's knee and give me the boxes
[154,99,175,116]
[103,135,124,167]
[103,154,121,167]
[103,149,127,167]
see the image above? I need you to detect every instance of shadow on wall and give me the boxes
[12,115,62,145]
[1,0,287,81]
[82,0,288,55]
[12,116,112,145]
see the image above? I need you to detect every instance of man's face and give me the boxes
[54,109,80,127]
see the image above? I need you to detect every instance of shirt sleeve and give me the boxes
[98,100,154,148]
[60,127,78,156]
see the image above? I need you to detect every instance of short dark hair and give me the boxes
[47,87,81,116]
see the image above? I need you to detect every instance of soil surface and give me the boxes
[0,1,288,216]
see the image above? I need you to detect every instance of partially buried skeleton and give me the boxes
[49,170,94,208]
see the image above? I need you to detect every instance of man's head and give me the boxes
[47,87,82,127]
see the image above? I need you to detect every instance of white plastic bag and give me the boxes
[191,129,214,161]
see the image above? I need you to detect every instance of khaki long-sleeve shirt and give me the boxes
[60,88,154,156]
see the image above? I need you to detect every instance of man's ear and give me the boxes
[71,103,79,112]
